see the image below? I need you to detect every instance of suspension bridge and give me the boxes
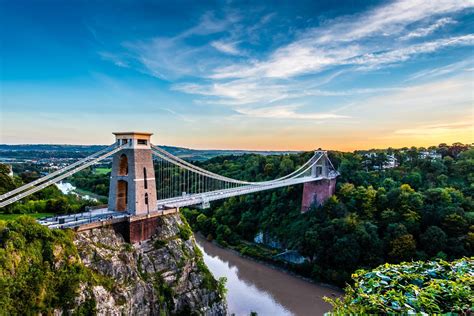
[0,132,338,241]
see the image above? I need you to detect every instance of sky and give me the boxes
[0,0,473,151]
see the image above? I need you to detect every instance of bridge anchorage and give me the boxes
[0,132,339,242]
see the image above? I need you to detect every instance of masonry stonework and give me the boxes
[301,178,336,213]
[108,132,158,216]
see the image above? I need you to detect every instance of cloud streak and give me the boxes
[401,17,456,40]
[234,105,348,120]
[394,121,473,136]
[102,0,473,125]
[211,40,243,55]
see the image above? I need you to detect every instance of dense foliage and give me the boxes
[0,217,96,314]
[183,144,474,285]
[325,257,473,313]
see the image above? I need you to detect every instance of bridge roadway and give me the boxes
[157,175,329,209]
[39,175,335,229]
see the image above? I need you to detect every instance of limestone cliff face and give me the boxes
[73,213,227,315]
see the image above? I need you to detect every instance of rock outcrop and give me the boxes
[73,213,227,315]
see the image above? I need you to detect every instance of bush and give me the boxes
[153,239,167,249]
[325,257,474,314]
[0,216,93,314]
[178,224,192,241]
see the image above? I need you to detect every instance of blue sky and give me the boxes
[1,0,473,150]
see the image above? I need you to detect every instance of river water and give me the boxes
[55,182,98,201]
[195,236,341,316]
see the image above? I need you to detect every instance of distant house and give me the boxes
[362,152,398,169]
[364,152,377,158]
[6,164,13,177]
[419,151,442,160]
[383,154,398,169]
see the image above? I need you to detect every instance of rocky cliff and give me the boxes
[73,213,227,315]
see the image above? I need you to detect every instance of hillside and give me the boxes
[0,215,227,315]
[183,143,474,286]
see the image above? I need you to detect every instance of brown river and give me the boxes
[195,236,341,316]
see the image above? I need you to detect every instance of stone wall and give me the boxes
[75,210,180,244]
[108,148,158,215]
[301,178,336,212]
[127,210,178,244]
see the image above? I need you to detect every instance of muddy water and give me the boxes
[195,236,341,316]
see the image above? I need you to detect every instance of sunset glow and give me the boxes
[1,0,473,150]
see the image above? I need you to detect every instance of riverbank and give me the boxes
[196,232,342,292]
[195,234,342,316]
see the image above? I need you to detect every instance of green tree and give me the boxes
[389,234,416,262]
[420,226,447,256]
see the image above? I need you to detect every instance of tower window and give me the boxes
[143,167,148,189]
[138,139,147,145]
[316,166,323,176]
[145,193,149,205]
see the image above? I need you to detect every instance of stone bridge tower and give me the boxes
[108,132,157,215]
[301,150,336,213]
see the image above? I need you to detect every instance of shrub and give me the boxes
[325,257,473,314]
[178,224,192,241]
[0,216,93,314]
[153,239,167,249]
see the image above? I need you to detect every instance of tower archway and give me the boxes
[116,180,128,211]
[118,154,128,176]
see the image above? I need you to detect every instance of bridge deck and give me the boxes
[157,175,329,209]
[39,176,335,229]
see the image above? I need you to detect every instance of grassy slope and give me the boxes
[0,213,54,220]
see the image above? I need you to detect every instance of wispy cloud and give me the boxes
[173,79,407,106]
[406,58,474,81]
[179,11,240,38]
[309,0,471,44]
[235,104,348,120]
[394,120,473,135]
[102,0,473,124]
[158,107,196,123]
[352,35,474,70]
[110,0,473,82]
[105,11,242,80]
[99,51,130,68]
[211,31,474,80]
[210,40,242,55]
[343,75,474,122]
[172,79,289,105]
[401,17,456,40]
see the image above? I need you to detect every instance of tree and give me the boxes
[389,234,416,262]
[237,211,258,239]
[196,214,210,235]
[279,157,294,175]
[216,224,233,245]
[299,229,320,262]
[442,214,469,237]
[420,226,447,256]
[403,172,422,190]
[375,153,388,169]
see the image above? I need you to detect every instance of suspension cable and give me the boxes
[151,147,323,189]
[0,144,126,208]
[151,145,321,185]
[0,143,118,201]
